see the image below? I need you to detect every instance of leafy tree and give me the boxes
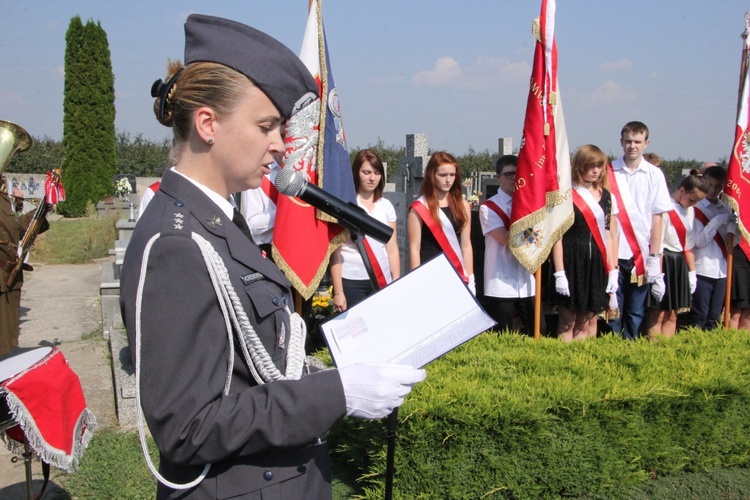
[115,132,170,176]
[57,16,116,216]
[7,136,63,174]
[457,147,493,176]
[349,138,404,178]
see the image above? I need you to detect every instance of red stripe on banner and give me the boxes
[571,190,610,272]
[607,163,646,279]
[694,207,728,258]
[362,238,388,288]
[410,201,468,283]
[481,200,510,229]
[667,209,688,254]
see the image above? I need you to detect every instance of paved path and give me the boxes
[0,259,116,498]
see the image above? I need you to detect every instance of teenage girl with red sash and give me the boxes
[330,149,400,311]
[644,171,708,338]
[550,145,619,342]
[407,151,474,294]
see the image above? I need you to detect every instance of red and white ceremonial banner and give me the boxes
[509,0,573,273]
[723,13,750,259]
[273,0,355,299]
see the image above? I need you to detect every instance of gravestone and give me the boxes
[387,133,430,275]
[394,133,429,203]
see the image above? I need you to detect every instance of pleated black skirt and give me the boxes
[646,249,691,312]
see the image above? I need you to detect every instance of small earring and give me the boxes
[207,137,214,145]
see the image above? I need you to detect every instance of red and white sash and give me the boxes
[481,199,510,229]
[571,185,610,272]
[666,205,688,254]
[410,196,468,282]
[694,207,728,258]
[260,175,279,206]
[607,163,649,282]
[362,237,390,288]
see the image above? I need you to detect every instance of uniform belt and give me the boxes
[0,259,32,273]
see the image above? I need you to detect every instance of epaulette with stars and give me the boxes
[159,199,191,237]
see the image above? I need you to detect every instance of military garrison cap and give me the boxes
[184,14,319,119]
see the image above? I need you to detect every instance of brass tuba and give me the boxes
[0,120,32,191]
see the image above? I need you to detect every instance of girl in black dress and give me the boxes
[551,145,619,342]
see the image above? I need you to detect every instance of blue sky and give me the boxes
[1,1,748,163]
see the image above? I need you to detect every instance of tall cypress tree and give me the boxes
[58,16,116,216]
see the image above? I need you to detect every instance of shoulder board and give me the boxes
[159,199,191,237]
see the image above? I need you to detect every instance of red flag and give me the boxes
[273,0,355,300]
[509,0,573,273]
[722,15,750,259]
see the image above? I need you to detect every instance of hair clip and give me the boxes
[150,69,183,120]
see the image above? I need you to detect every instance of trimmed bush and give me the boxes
[329,328,750,498]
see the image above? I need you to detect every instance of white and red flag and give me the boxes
[273,0,355,299]
[509,0,573,273]
[722,13,750,260]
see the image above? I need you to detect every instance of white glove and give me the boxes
[554,270,570,296]
[339,363,426,420]
[646,255,661,283]
[605,269,619,294]
[608,293,619,311]
[688,270,697,294]
[650,274,666,302]
[467,274,476,296]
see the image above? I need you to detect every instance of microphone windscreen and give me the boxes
[274,167,305,196]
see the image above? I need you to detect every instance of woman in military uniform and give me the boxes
[119,14,425,499]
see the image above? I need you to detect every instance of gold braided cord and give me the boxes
[532,17,541,43]
[722,194,750,243]
[272,227,349,300]
[312,0,339,225]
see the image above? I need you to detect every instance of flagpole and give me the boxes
[534,268,542,339]
[724,15,749,328]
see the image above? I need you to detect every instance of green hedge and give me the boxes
[328,328,750,498]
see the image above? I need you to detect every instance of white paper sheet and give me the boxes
[321,254,496,368]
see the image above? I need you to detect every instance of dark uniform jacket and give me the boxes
[0,192,47,355]
[120,170,346,499]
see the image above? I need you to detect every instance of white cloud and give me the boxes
[411,56,530,90]
[411,57,462,87]
[597,59,634,73]
[587,80,637,103]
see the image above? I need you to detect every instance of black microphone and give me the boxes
[275,167,394,244]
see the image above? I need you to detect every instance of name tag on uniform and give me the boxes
[240,272,264,285]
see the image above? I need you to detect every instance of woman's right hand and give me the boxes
[333,293,347,312]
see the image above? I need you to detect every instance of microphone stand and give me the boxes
[343,223,398,500]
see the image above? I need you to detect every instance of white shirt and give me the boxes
[340,196,397,280]
[479,191,534,298]
[611,157,673,259]
[693,197,732,278]
[661,200,695,253]
[138,182,160,219]
[240,162,281,245]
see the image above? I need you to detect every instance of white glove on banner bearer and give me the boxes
[339,364,426,420]
[605,269,619,294]
[646,255,661,283]
[554,271,570,297]
[468,274,476,296]
[650,274,666,302]
[688,271,697,294]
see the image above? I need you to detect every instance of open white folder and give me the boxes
[321,254,496,368]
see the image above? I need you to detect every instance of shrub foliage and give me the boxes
[329,329,750,498]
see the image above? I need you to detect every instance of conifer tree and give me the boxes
[58,16,116,216]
